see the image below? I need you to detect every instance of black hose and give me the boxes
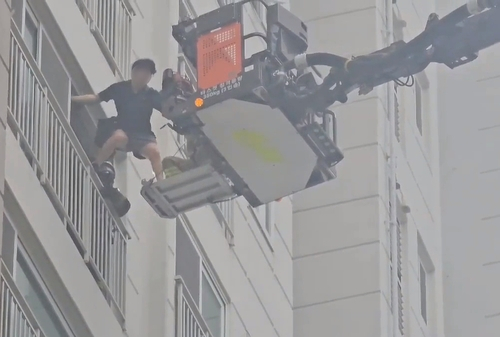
[305,53,348,68]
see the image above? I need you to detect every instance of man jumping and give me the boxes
[72,59,165,181]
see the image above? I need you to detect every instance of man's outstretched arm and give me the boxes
[71,83,120,105]
[71,94,100,104]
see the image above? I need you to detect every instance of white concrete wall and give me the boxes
[435,1,500,336]
[290,2,388,336]
[290,0,444,336]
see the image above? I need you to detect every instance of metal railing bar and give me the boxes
[174,276,213,337]
[0,260,47,337]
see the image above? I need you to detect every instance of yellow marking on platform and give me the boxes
[233,130,283,163]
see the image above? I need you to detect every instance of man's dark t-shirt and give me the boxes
[98,80,162,136]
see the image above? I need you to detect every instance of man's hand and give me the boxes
[71,94,100,105]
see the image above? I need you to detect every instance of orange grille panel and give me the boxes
[197,22,243,90]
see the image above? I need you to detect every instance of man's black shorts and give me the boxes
[120,132,157,159]
[95,117,156,159]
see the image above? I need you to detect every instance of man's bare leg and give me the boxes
[95,130,129,166]
[141,143,164,181]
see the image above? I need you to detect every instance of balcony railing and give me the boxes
[75,0,133,79]
[0,261,46,337]
[175,277,213,337]
[7,22,127,326]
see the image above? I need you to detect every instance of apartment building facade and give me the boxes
[290,0,445,336]
[435,1,500,336]
[0,2,293,337]
[4,0,496,337]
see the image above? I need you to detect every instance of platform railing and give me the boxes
[0,261,46,337]
[75,0,133,79]
[175,277,213,337]
[7,22,127,325]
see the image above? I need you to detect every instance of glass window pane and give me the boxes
[40,32,70,114]
[24,12,38,59]
[15,252,71,337]
[12,0,23,27]
[176,219,201,303]
[265,203,274,234]
[415,82,423,135]
[201,273,223,337]
[2,215,17,272]
[254,205,266,224]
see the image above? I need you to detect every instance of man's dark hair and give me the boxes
[132,58,157,74]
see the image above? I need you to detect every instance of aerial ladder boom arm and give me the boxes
[139,0,500,219]
[281,0,500,110]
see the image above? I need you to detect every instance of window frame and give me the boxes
[419,261,427,324]
[249,202,275,249]
[2,214,19,273]
[22,3,42,63]
[415,79,423,136]
[176,219,227,337]
[3,212,76,337]
[200,265,225,337]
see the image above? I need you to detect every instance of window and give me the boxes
[177,55,196,90]
[176,220,226,337]
[396,220,403,334]
[415,80,423,135]
[70,85,96,158]
[2,213,75,337]
[393,83,401,142]
[23,7,39,59]
[40,31,71,115]
[2,214,18,273]
[15,248,73,337]
[389,212,404,335]
[252,202,275,241]
[419,262,427,323]
[252,1,266,23]
[393,10,405,42]
[201,269,224,337]
[417,233,434,328]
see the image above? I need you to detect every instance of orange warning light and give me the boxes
[194,97,204,108]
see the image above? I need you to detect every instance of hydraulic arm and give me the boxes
[282,0,500,110]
